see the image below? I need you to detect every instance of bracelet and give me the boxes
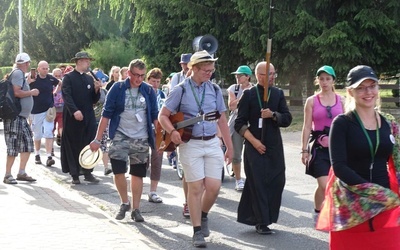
[300,149,309,154]
[92,139,101,144]
[169,129,177,134]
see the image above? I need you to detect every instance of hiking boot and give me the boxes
[182,203,190,218]
[201,218,210,237]
[192,231,207,248]
[235,179,245,191]
[46,156,55,166]
[16,173,36,182]
[131,209,144,222]
[35,155,42,164]
[83,174,100,183]
[115,203,131,220]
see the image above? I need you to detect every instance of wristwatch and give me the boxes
[92,139,101,144]
[272,112,277,120]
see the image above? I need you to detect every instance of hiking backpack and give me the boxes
[0,70,23,120]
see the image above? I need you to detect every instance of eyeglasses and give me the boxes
[130,70,146,78]
[199,68,215,74]
[354,84,378,93]
[326,106,332,119]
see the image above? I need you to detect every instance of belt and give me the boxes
[190,135,216,141]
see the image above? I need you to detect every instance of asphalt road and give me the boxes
[27,129,328,250]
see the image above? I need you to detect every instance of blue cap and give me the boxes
[180,53,192,64]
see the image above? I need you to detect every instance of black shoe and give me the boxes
[71,178,81,185]
[56,135,61,146]
[46,157,55,166]
[131,209,144,222]
[35,155,42,164]
[115,203,131,220]
[83,174,100,183]
[255,224,273,235]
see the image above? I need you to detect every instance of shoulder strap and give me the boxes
[234,84,240,97]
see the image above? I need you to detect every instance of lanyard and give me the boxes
[189,80,206,114]
[255,85,271,110]
[353,110,380,182]
[128,88,138,111]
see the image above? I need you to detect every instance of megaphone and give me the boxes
[192,34,218,54]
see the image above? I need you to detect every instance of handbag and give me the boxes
[45,107,56,122]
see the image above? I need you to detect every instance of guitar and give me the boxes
[156,111,221,152]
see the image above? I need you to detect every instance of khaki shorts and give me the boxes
[178,137,224,182]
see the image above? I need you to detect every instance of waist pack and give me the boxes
[0,70,23,120]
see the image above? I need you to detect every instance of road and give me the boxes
[30,130,328,250]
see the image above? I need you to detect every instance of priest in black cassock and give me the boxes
[61,51,101,184]
[234,62,292,234]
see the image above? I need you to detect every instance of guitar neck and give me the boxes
[175,115,204,130]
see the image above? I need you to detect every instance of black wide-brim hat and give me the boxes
[71,51,95,62]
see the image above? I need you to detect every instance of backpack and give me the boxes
[0,70,23,120]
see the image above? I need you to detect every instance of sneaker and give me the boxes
[235,179,245,191]
[255,224,272,235]
[3,175,17,184]
[192,231,207,248]
[115,203,131,220]
[182,203,190,218]
[35,155,42,164]
[83,174,100,183]
[201,218,210,237]
[16,173,36,182]
[148,192,163,203]
[104,167,112,176]
[46,156,55,166]
[131,209,144,222]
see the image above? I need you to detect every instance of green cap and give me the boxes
[316,65,336,79]
[168,72,176,78]
[231,65,252,76]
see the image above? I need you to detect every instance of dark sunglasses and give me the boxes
[326,106,332,119]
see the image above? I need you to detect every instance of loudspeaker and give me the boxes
[192,34,218,54]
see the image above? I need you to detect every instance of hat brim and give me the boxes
[79,145,103,169]
[231,71,251,75]
[348,77,379,89]
[70,57,95,62]
[188,58,218,68]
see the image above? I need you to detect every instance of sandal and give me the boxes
[148,192,163,203]
[3,175,18,184]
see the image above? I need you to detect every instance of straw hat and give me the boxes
[79,145,103,169]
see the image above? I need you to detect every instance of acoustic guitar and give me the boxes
[156,111,221,152]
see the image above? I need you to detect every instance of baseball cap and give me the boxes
[316,65,336,79]
[180,53,192,64]
[187,50,218,69]
[346,65,378,88]
[231,65,252,76]
[15,53,31,64]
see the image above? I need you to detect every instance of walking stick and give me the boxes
[261,0,274,140]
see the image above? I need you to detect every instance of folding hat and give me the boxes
[346,65,378,88]
[79,145,103,169]
[71,51,95,62]
[15,53,31,64]
[231,65,252,75]
[180,53,192,64]
[187,50,218,69]
[316,65,336,79]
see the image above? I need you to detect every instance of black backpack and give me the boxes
[0,70,23,120]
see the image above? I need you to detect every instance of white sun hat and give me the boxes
[79,145,103,169]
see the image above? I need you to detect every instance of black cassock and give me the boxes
[235,84,292,226]
[61,70,100,176]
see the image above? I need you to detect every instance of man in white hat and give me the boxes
[158,50,233,248]
[3,52,40,184]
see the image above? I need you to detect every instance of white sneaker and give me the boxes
[235,179,245,191]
